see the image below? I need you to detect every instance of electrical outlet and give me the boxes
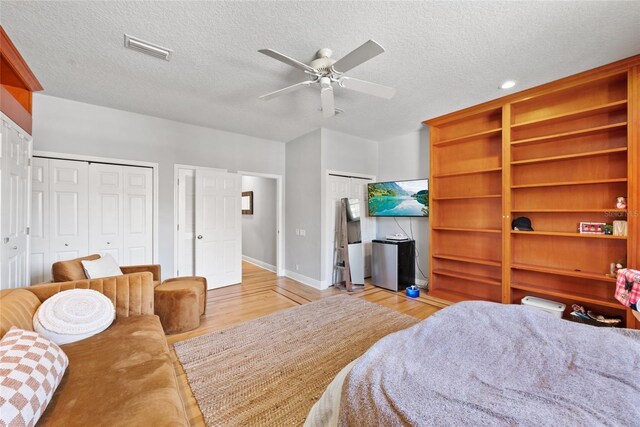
[300,229,306,237]
[295,264,299,271]
[295,229,300,236]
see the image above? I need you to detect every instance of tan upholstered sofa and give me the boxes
[50,254,162,287]
[0,272,189,426]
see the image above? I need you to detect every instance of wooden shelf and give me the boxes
[511,209,627,213]
[433,269,501,287]
[434,128,502,146]
[510,122,627,146]
[510,282,622,309]
[511,263,616,283]
[510,100,627,129]
[433,167,501,178]
[511,178,627,189]
[433,227,501,234]
[511,147,627,165]
[511,230,627,240]
[427,288,493,303]
[432,254,501,267]
[432,194,501,201]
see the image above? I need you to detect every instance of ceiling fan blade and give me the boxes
[321,86,335,118]
[331,40,385,73]
[258,49,317,74]
[259,80,313,101]
[339,77,396,99]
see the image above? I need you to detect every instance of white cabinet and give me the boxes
[30,158,153,283]
[0,115,32,289]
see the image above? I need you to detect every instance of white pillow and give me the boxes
[34,289,115,345]
[81,254,123,279]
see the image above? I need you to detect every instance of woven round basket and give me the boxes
[37,289,115,335]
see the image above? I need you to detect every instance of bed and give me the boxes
[305,301,640,426]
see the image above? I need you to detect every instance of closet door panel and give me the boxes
[123,167,152,265]
[1,119,31,289]
[30,157,50,283]
[89,164,123,263]
[49,159,88,262]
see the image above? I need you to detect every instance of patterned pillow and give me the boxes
[0,327,68,427]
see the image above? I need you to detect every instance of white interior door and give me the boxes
[0,118,31,289]
[50,159,88,262]
[195,170,241,289]
[122,166,153,265]
[89,163,123,263]
[176,168,196,277]
[30,157,50,283]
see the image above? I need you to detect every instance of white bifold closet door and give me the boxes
[30,158,153,284]
[325,174,375,286]
[0,117,32,290]
[89,164,152,265]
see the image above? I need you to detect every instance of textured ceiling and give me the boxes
[2,1,640,142]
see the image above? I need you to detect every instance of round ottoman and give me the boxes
[154,277,207,335]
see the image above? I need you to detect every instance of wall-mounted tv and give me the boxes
[368,179,429,217]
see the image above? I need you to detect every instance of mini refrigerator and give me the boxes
[371,239,415,291]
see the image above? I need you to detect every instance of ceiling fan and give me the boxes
[258,40,396,118]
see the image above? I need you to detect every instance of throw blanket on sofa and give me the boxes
[339,301,640,426]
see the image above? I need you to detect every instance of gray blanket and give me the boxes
[339,301,640,426]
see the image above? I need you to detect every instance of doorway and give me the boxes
[239,174,279,275]
[174,166,284,288]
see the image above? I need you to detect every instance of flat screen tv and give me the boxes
[368,179,429,217]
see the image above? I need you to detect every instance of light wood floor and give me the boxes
[168,262,448,426]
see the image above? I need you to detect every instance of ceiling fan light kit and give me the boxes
[258,40,396,117]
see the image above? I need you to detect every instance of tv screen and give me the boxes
[368,179,429,217]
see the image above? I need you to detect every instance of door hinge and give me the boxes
[176,269,179,276]
[28,158,32,167]
[3,237,9,244]
[26,227,30,236]
[177,178,180,186]
[177,223,180,231]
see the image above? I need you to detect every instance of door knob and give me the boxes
[197,235,203,240]
[107,242,111,245]
[64,243,69,247]
[11,246,17,250]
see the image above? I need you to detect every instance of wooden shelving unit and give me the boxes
[425,58,640,329]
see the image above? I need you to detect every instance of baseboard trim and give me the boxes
[242,255,276,273]
[284,270,322,289]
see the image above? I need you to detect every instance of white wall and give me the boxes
[33,94,285,276]
[284,129,322,285]
[376,128,430,286]
[241,175,277,270]
[321,128,379,176]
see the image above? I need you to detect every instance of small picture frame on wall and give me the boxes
[242,191,253,215]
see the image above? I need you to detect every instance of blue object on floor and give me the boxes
[406,286,419,298]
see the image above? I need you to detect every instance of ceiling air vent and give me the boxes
[124,34,173,61]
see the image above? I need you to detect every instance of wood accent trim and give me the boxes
[501,104,511,304]
[428,126,438,290]
[424,54,640,126]
[0,85,31,134]
[629,67,639,270]
[0,26,43,92]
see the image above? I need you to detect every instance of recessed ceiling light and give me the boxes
[124,34,173,61]
[500,80,516,90]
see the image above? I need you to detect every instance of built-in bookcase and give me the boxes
[429,107,503,303]
[426,57,640,328]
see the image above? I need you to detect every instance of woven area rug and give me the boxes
[174,295,418,427]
